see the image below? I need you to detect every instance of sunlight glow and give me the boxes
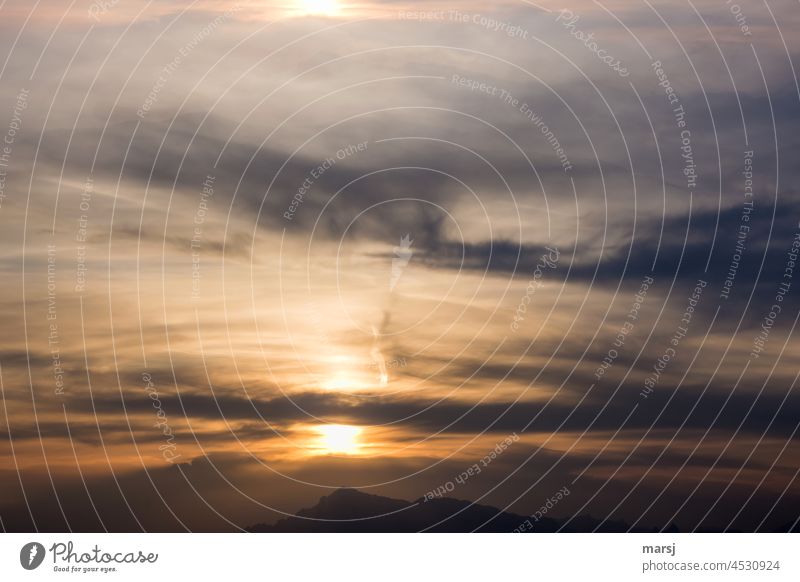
[321,371,363,391]
[314,424,362,454]
[296,0,341,15]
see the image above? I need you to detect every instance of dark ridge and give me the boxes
[248,488,636,533]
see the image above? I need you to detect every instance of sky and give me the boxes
[0,0,799,532]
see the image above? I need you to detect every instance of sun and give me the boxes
[314,424,362,455]
[321,371,365,391]
[296,0,341,15]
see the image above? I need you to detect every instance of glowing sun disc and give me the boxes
[297,0,340,15]
[315,424,362,454]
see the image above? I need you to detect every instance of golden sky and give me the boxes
[0,0,799,532]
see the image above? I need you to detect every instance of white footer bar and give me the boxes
[1,533,797,581]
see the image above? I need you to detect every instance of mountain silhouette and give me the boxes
[248,488,634,532]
